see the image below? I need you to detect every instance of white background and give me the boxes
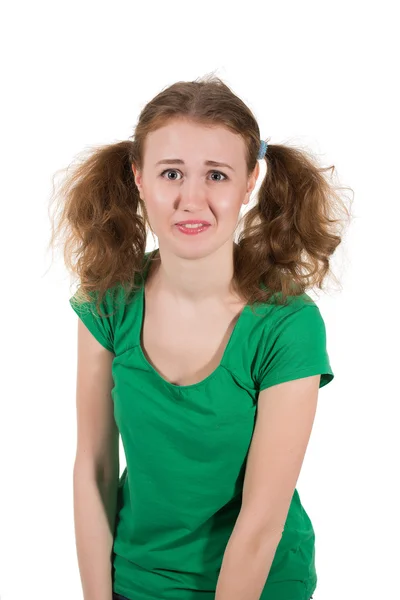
[1,1,398,599]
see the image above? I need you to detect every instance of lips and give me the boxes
[175,222,211,235]
[175,220,211,225]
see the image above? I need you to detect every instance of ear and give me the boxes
[131,164,144,200]
[243,162,260,206]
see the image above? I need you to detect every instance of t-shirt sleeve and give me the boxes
[258,304,334,391]
[69,288,115,353]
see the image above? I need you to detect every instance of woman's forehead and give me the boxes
[144,120,246,163]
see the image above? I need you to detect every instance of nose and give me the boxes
[176,176,208,211]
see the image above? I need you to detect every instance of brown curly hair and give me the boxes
[47,73,353,318]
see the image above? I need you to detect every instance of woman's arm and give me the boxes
[72,318,120,600]
[215,375,321,599]
[73,465,119,600]
[215,526,282,600]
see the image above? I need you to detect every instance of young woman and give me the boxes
[49,74,351,600]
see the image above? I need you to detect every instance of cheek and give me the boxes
[143,183,169,209]
[142,192,173,230]
[214,195,243,220]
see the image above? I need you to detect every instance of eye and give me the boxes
[161,169,182,181]
[209,171,228,182]
[160,169,228,182]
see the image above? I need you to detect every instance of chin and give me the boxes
[160,234,220,261]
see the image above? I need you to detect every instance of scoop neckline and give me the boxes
[135,249,249,390]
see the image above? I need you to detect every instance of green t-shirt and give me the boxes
[69,249,334,600]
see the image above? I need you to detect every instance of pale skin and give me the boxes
[131,118,260,386]
[123,118,321,599]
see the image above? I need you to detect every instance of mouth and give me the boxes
[175,223,211,235]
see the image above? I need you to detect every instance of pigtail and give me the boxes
[236,143,352,307]
[48,140,147,317]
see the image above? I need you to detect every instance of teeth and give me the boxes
[180,223,204,228]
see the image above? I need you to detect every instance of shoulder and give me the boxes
[69,281,125,318]
[247,290,319,334]
[69,249,153,312]
[255,291,328,351]
[270,292,321,330]
[256,294,333,391]
[69,250,152,352]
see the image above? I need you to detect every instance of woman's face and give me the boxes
[132,118,259,258]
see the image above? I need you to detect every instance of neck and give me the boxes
[148,242,241,307]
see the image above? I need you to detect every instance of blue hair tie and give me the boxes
[257,139,268,160]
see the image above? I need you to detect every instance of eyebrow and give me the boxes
[155,159,234,172]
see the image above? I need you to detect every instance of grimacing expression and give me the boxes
[132,119,259,257]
